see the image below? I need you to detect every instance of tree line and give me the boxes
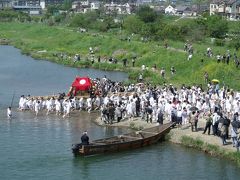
[0,5,239,49]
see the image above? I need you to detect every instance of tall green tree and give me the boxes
[123,15,144,34]
[62,0,72,10]
[206,15,228,38]
[136,6,157,23]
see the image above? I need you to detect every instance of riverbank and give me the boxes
[94,115,240,166]
[169,119,240,166]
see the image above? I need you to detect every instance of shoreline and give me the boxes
[93,115,240,166]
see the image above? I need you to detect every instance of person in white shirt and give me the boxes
[182,107,188,125]
[86,97,92,113]
[63,99,71,118]
[126,99,133,118]
[55,99,61,115]
[79,97,84,111]
[212,112,220,136]
[34,101,40,116]
[94,96,101,110]
[46,99,52,115]
[177,107,183,126]
[7,107,12,118]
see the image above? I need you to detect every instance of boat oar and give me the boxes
[10,91,15,108]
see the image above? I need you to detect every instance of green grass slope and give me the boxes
[0,22,239,90]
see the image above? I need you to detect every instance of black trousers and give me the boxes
[117,117,122,122]
[203,122,212,134]
[212,124,218,135]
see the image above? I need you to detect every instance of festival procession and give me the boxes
[13,74,240,154]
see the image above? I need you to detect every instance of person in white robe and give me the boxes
[46,99,52,115]
[63,100,71,118]
[7,107,12,118]
[86,97,92,113]
[55,99,61,115]
[182,107,188,125]
[34,101,40,116]
[79,97,85,111]
[94,96,101,110]
[126,100,133,118]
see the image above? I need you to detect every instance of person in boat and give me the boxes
[73,131,90,151]
[81,131,89,145]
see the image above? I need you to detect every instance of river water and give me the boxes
[0,46,239,180]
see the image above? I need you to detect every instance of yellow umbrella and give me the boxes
[212,79,220,83]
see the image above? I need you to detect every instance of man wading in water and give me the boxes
[7,107,12,119]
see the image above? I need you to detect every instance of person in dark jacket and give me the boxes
[157,110,164,125]
[108,103,115,124]
[224,116,231,139]
[146,105,153,123]
[135,97,141,117]
[81,131,89,145]
[219,113,228,145]
[202,113,212,135]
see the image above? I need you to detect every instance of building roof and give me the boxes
[175,5,191,12]
[166,4,176,8]
[211,0,238,5]
[13,5,42,9]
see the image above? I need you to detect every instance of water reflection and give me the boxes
[70,143,240,180]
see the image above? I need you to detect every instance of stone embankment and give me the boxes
[0,38,10,45]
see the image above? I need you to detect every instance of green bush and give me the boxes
[214,38,225,46]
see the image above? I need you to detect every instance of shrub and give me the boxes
[214,38,225,46]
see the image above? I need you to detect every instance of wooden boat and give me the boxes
[72,122,175,156]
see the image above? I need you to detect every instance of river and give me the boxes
[0,46,239,180]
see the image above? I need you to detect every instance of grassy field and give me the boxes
[0,22,239,90]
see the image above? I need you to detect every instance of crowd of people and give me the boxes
[16,76,240,150]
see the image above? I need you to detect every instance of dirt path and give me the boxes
[169,118,236,152]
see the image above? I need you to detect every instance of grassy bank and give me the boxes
[180,136,240,166]
[0,22,240,89]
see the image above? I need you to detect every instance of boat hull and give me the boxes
[72,122,174,156]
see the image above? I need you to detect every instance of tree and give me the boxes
[123,15,144,34]
[62,0,72,10]
[136,6,157,23]
[206,15,228,38]
[103,16,115,29]
[69,14,87,27]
